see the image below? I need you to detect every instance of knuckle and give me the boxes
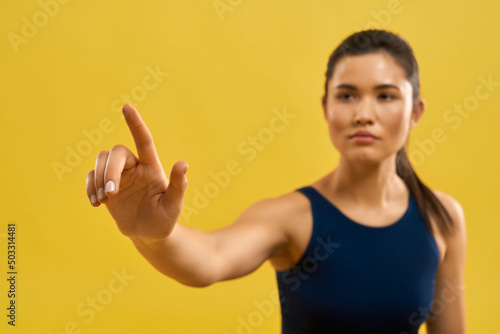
[86,172,96,190]
[165,205,182,220]
[86,170,95,180]
[180,178,188,187]
[110,144,130,155]
[97,150,110,159]
[169,180,182,190]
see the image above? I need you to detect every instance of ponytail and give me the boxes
[396,146,454,237]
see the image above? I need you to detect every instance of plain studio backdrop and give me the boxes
[0,0,498,333]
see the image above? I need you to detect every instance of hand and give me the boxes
[85,103,188,243]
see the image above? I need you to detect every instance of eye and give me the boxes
[378,93,395,101]
[336,92,355,101]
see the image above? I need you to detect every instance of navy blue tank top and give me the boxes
[276,186,440,334]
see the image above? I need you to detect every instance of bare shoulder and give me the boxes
[241,188,312,223]
[431,189,467,238]
[202,188,313,282]
[429,188,468,267]
[234,188,313,271]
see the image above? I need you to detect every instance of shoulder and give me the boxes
[243,188,312,224]
[254,189,313,270]
[431,189,467,237]
[430,189,467,259]
[236,188,312,267]
[431,189,464,216]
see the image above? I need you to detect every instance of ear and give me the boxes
[410,97,426,129]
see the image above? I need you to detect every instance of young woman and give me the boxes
[85,29,467,333]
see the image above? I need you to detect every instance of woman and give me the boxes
[85,29,467,333]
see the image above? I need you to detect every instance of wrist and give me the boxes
[129,235,170,248]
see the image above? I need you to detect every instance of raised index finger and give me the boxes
[122,103,160,165]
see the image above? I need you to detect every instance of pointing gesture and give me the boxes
[84,104,293,288]
[124,102,162,166]
[85,103,189,243]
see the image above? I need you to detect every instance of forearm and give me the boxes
[130,223,217,287]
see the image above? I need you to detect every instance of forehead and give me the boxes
[330,52,409,90]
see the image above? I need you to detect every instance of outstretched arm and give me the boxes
[131,197,290,287]
[85,104,289,287]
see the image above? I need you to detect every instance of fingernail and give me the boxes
[98,188,106,201]
[106,180,115,193]
[90,194,97,205]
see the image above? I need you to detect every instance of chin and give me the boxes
[341,150,391,165]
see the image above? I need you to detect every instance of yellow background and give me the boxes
[1,0,498,333]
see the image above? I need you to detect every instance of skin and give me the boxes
[85,52,467,333]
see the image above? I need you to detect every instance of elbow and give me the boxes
[176,277,215,288]
[174,271,217,288]
[183,280,213,288]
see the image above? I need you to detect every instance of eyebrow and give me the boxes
[334,84,400,91]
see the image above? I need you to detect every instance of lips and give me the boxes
[350,130,378,139]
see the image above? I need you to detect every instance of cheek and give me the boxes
[383,107,411,140]
[327,109,350,135]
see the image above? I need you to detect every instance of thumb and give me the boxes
[162,160,189,222]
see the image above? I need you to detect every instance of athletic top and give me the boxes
[275,186,440,334]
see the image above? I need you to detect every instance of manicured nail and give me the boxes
[106,180,115,193]
[90,194,97,205]
[98,188,106,201]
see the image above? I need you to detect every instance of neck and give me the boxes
[324,154,407,208]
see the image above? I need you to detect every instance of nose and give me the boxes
[353,97,376,125]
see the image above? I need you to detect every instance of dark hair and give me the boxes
[322,29,454,237]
